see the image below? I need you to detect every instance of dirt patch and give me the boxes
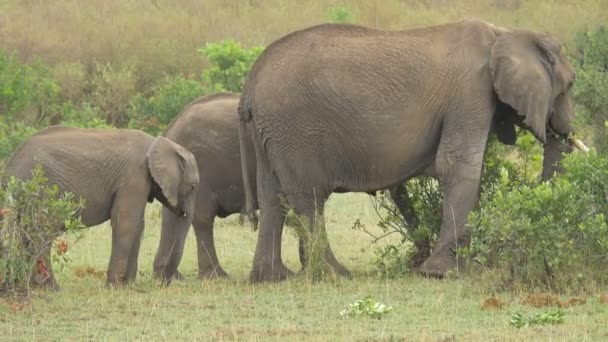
[73,267,105,279]
[481,297,506,310]
[523,293,587,308]
[599,294,608,304]
[559,297,586,308]
[523,293,561,308]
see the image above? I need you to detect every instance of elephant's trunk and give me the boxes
[238,114,258,230]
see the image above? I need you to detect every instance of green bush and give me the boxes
[469,148,608,290]
[0,165,85,293]
[573,25,608,152]
[327,6,353,23]
[128,76,206,135]
[0,117,36,161]
[365,136,527,278]
[87,62,138,127]
[200,40,263,93]
[0,50,60,125]
[59,101,110,129]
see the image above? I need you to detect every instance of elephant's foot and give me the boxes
[153,268,182,284]
[105,274,128,288]
[325,254,352,279]
[418,252,459,279]
[250,260,293,283]
[198,265,229,280]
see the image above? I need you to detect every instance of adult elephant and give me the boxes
[152,91,579,283]
[3,126,199,288]
[238,19,578,282]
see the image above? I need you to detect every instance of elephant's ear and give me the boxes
[490,31,557,143]
[146,136,187,208]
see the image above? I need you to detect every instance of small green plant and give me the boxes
[327,6,353,23]
[510,310,565,328]
[340,296,394,319]
[199,40,263,93]
[0,165,85,293]
[285,205,333,283]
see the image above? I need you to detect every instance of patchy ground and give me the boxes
[1,194,607,341]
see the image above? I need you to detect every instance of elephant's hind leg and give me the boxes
[250,143,292,282]
[193,216,228,279]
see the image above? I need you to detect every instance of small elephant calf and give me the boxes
[3,126,199,288]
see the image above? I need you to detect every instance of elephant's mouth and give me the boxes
[546,124,589,152]
[149,181,188,217]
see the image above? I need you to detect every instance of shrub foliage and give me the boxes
[0,165,85,293]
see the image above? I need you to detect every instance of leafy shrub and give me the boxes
[128,76,206,135]
[469,149,608,290]
[0,165,85,293]
[364,136,527,278]
[87,62,138,127]
[0,50,60,125]
[200,40,263,93]
[52,62,87,105]
[0,117,36,161]
[327,6,353,23]
[573,25,608,152]
[59,101,110,129]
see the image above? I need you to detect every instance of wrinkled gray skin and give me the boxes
[152,93,257,282]
[152,91,573,283]
[238,19,577,281]
[3,126,199,288]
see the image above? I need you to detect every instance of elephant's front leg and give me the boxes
[107,191,148,286]
[153,207,190,283]
[419,116,490,278]
[126,219,145,282]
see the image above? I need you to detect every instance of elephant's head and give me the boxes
[146,136,200,217]
[490,29,576,144]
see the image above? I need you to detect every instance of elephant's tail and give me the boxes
[238,102,258,231]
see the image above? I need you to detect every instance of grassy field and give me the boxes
[1,194,607,341]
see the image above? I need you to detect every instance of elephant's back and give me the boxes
[4,126,152,226]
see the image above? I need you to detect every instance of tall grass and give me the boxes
[1,1,604,89]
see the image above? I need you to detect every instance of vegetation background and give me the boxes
[1,0,608,340]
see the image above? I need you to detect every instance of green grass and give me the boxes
[1,194,607,341]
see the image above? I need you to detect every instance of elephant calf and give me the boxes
[3,126,199,288]
[152,93,255,281]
